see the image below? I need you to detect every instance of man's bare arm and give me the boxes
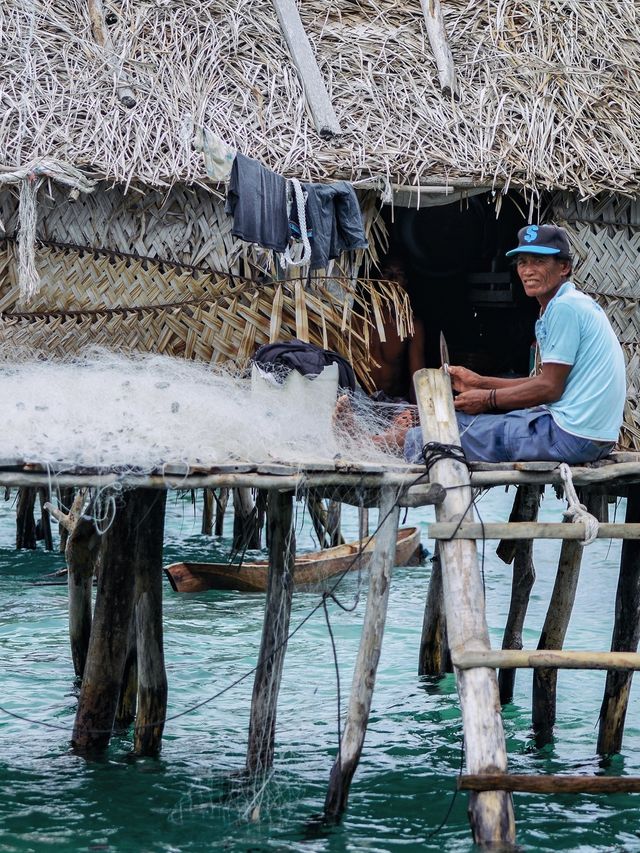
[453,363,571,415]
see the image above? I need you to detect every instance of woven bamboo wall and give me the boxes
[552,192,640,449]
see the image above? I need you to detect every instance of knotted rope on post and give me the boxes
[559,462,599,546]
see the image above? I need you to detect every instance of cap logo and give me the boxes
[524,225,539,243]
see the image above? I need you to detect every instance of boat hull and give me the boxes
[165,527,422,593]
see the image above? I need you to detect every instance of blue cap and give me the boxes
[506,224,571,258]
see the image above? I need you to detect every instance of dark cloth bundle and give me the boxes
[253,339,357,392]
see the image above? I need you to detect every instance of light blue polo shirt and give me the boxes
[536,281,626,442]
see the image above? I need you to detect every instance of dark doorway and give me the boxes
[385,192,538,383]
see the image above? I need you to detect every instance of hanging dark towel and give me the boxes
[253,339,357,392]
[225,153,289,251]
[291,181,368,270]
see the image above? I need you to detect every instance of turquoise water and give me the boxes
[1,487,639,852]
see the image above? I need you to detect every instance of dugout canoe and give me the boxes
[164,526,422,593]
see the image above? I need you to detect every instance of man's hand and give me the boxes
[454,389,491,414]
[448,365,483,393]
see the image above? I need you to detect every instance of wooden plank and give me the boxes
[453,649,640,671]
[420,0,458,98]
[459,774,640,794]
[325,487,400,819]
[271,0,342,138]
[429,522,640,540]
[413,368,515,846]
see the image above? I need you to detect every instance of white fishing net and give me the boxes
[0,348,417,471]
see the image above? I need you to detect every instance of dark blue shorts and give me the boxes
[404,409,615,464]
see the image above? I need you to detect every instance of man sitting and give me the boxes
[403,224,626,464]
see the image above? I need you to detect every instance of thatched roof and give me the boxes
[2,1,640,196]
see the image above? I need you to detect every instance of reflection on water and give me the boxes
[0,488,638,851]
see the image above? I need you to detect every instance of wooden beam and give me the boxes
[420,0,458,98]
[459,774,640,794]
[429,522,640,540]
[453,649,640,671]
[271,0,342,138]
[412,368,515,846]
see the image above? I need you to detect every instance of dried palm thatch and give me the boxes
[0,240,412,392]
[2,1,640,196]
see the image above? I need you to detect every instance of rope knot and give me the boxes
[559,462,599,546]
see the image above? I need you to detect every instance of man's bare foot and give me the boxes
[333,394,361,439]
[372,408,415,454]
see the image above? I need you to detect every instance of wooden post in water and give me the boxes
[327,500,343,547]
[214,488,229,536]
[16,487,37,550]
[233,487,261,550]
[246,489,295,774]
[37,488,54,551]
[598,486,640,755]
[324,487,400,820]
[46,491,101,679]
[71,488,144,753]
[133,490,167,756]
[418,544,451,677]
[306,490,331,549]
[497,485,541,704]
[531,492,598,745]
[201,488,214,535]
[116,614,138,729]
[412,368,515,845]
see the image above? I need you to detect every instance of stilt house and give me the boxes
[1,0,639,441]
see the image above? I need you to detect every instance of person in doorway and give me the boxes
[401,224,626,464]
[368,255,426,403]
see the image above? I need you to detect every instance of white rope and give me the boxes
[282,178,311,268]
[559,462,599,546]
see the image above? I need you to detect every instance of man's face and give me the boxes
[515,254,571,304]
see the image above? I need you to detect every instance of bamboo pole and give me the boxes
[246,490,295,774]
[597,486,640,755]
[45,491,100,678]
[71,488,142,754]
[325,486,400,820]
[418,544,451,677]
[411,368,515,846]
[133,490,168,756]
[420,0,458,98]
[430,521,640,540]
[459,774,640,794]
[498,486,541,704]
[453,649,640,671]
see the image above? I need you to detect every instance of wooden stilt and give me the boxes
[531,494,600,745]
[246,489,295,774]
[597,486,640,755]
[498,485,541,704]
[214,488,229,537]
[324,487,400,820]
[412,368,515,845]
[133,490,167,756]
[116,614,138,729]
[57,486,74,552]
[233,487,261,550]
[46,491,100,679]
[16,487,37,550]
[201,488,214,535]
[306,490,331,549]
[358,506,369,539]
[327,499,344,547]
[37,488,54,551]
[71,488,143,754]
[418,544,451,677]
